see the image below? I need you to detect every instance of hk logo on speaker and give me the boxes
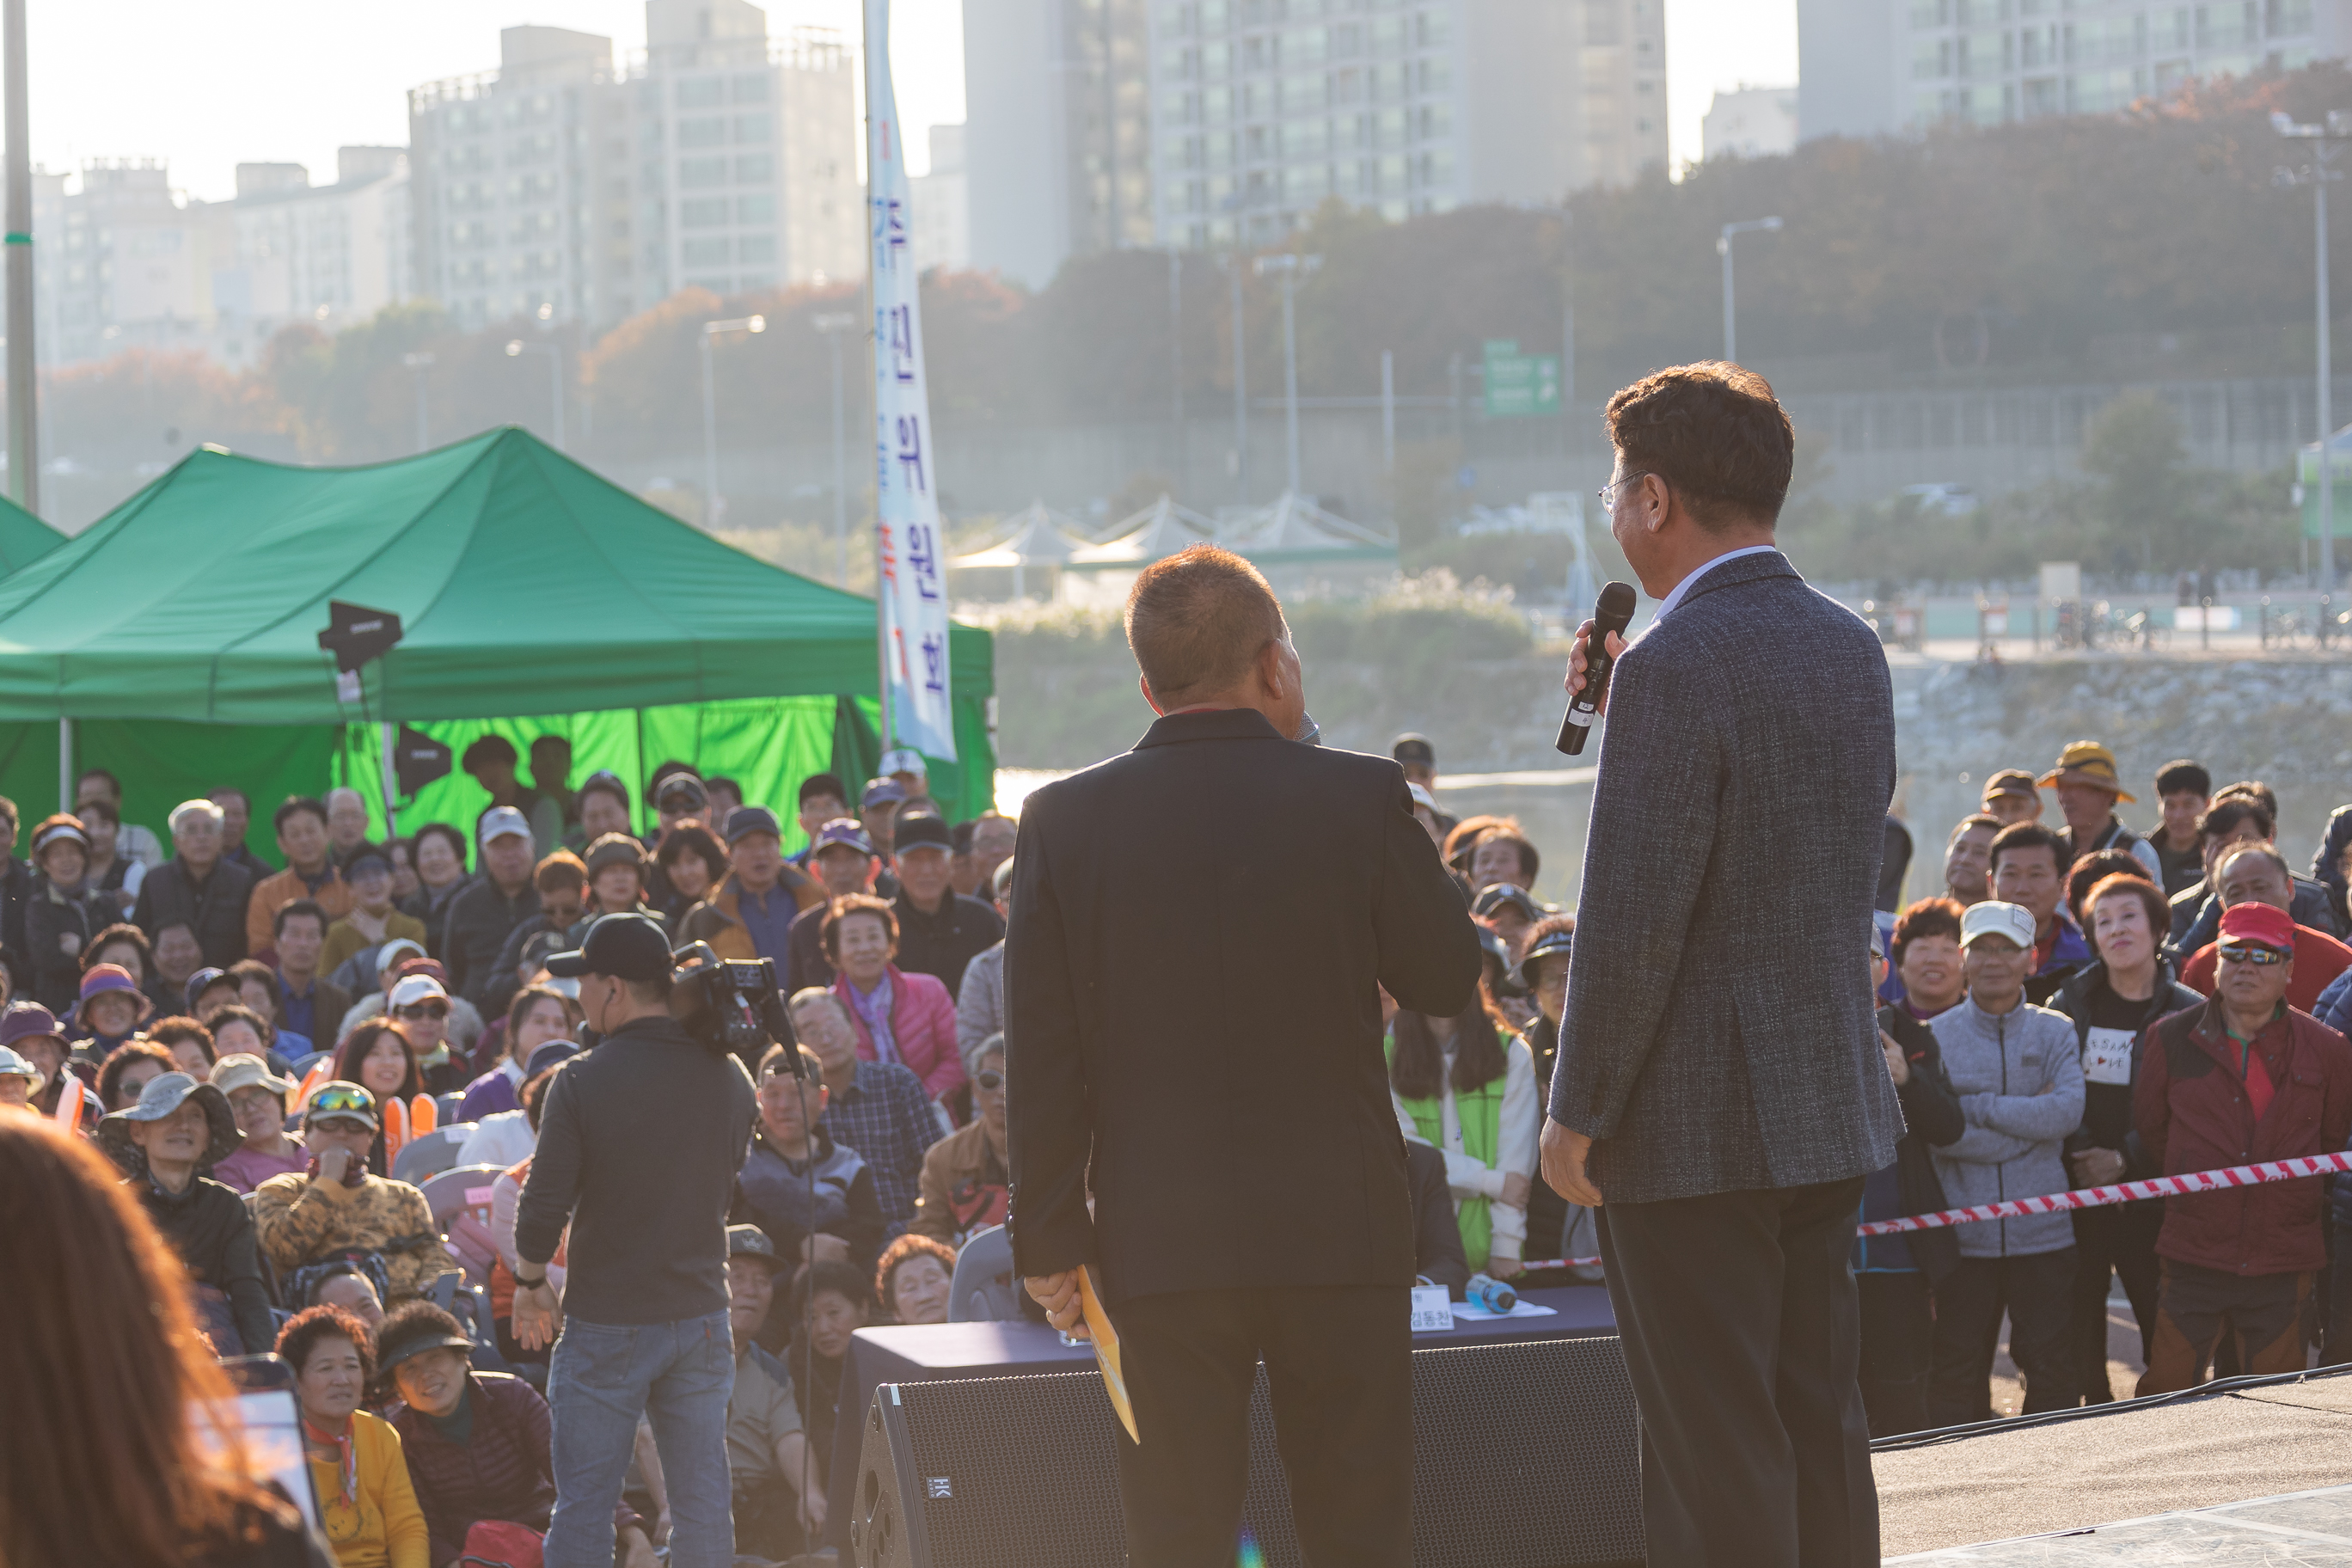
[926,1477,953,1499]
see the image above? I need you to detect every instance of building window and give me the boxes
[735,153,774,183]
[683,237,731,266]
[682,197,730,227]
[678,78,725,108]
[679,117,730,149]
[735,114,771,144]
[732,73,770,103]
[738,193,776,223]
[679,156,729,187]
[738,233,777,263]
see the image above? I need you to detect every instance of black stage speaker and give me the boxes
[851,1335,1642,1568]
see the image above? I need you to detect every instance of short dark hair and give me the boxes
[579,772,630,812]
[77,768,122,798]
[704,775,742,800]
[798,772,848,807]
[1124,544,1288,708]
[273,898,328,940]
[1472,826,1540,884]
[533,849,587,892]
[2154,760,2210,799]
[1891,897,1965,966]
[2213,779,2279,819]
[84,921,152,976]
[821,893,899,960]
[654,820,728,886]
[77,795,119,828]
[226,959,279,995]
[274,1305,375,1384]
[462,735,518,773]
[520,1063,562,1131]
[413,821,469,873]
[950,819,977,855]
[2066,849,2147,926]
[201,1004,273,1051]
[529,734,570,757]
[95,1041,174,1109]
[2082,873,2170,949]
[209,787,250,811]
[1988,821,2065,878]
[790,1258,872,1318]
[2215,842,2293,888]
[875,1233,958,1320]
[144,1016,217,1067]
[1603,362,1795,530]
[273,796,328,834]
[2198,797,2274,844]
[757,1042,824,1081]
[1947,812,2001,842]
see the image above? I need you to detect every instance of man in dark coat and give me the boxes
[1543,363,1904,1568]
[132,798,255,971]
[1008,544,1480,1568]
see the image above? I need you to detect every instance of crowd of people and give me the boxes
[11,720,2352,1563]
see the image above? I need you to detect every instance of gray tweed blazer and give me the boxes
[1547,549,1904,1203]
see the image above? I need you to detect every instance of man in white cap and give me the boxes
[132,798,257,970]
[443,806,542,1008]
[879,747,929,810]
[1922,899,2085,1426]
[389,972,468,1094]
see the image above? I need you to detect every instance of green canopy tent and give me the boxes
[0,427,992,863]
[0,493,65,575]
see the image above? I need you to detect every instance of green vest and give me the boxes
[1387,1036,1505,1270]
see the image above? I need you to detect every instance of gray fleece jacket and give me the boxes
[1926,995,2086,1259]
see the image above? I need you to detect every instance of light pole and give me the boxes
[4,0,34,518]
[1167,248,1185,485]
[504,340,564,450]
[1716,216,1783,364]
[812,310,858,587]
[699,314,766,527]
[1253,252,1321,497]
[2277,110,2350,596]
[401,352,434,454]
[1225,254,1248,504]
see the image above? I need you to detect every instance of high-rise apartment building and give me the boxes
[966,0,1663,284]
[1702,84,1800,159]
[1800,0,2352,141]
[38,160,224,365]
[213,149,413,361]
[911,125,973,273]
[407,1,859,332]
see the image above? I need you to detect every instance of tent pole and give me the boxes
[378,720,399,837]
[55,716,69,814]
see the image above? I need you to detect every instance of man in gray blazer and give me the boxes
[1541,363,1902,1568]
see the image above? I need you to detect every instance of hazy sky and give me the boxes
[28,0,1792,200]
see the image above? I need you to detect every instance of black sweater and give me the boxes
[134,1169,279,1357]
[516,1014,755,1326]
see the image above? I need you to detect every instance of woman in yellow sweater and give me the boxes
[278,1304,430,1568]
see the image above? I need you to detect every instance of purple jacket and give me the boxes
[388,1372,554,1565]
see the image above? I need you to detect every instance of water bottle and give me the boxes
[1465,1272,1516,1314]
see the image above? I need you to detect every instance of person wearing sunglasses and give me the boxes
[2179,843,2352,1014]
[387,973,469,1095]
[2135,899,2352,1394]
[911,1033,1008,1246]
[254,1080,446,1307]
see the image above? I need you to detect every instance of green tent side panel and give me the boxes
[833,694,998,824]
[0,494,66,577]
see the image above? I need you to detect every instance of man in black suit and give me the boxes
[1007,544,1480,1568]
[1544,363,1904,1568]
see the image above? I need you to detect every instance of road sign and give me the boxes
[1482,339,1561,418]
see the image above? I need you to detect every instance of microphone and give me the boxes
[1555,581,1638,756]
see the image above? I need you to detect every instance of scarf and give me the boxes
[303,1414,358,1506]
[848,971,898,1067]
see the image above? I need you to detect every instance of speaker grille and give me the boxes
[878,1336,1642,1568]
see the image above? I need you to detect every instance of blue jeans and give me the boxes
[545,1309,736,1568]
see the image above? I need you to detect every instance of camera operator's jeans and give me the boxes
[546,1309,736,1568]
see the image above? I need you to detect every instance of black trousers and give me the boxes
[2069,1203,2160,1402]
[1857,1271,1935,1438]
[1926,1249,2078,1427]
[1596,1178,1877,1568]
[1111,1283,1410,1568]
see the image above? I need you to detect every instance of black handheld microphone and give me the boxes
[1556,580,1638,756]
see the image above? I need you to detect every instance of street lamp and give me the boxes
[504,340,564,451]
[812,310,858,587]
[1252,252,1322,497]
[1716,216,1782,364]
[401,352,435,454]
[2276,109,2351,596]
[699,314,767,527]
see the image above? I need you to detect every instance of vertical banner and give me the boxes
[866,0,957,761]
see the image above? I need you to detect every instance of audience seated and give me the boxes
[1406,1140,1471,1299]
[254,1081,444,1307]
[377,1300,566,1566]
[911,1032,1008,1246]
[149,1014,219,1080]
[330,1020,425,1175]
[2178,844,2352,1010]
[791,986,940,1238]
[823,894,965,1103]
[952,856,1015,1060]
[278,1304,431,1568]
[457,984,578,1122]
[95,1037,175,1112]
[723,1226,826,1559]
[209,1052,309,1193]
[1389,998,1538,1280]
[876,1232,957,1325]
[459,1047,573,1170]
[312,1262,387,1333]
[783,1259,870,1495]
[732,1044,885,1351]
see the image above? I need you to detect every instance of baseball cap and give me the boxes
[2219,900,2296,952]
[30,818,86,855]
[893,813,953,854]
[78,964,141,1004]
[389,974,450,1011]
[812,818,876,857]
[584,832,646,876]
[0,1001,64,1050]
[478,805,531,847]
[345,843,393,879]
[304,1080,381,1131]
[724,805,783,844]
[1507,925,1573,992]
[727,1223,785,1271]
[879,747,928,777]
[211,1052,296,1099]
[1869,922,1887,960]
[861,777,907,810]
[101,1071,241,1166]
[1475,924,1528,998]
[0,1044,35,1081]
[545,912,674,983]
[2039,739,2135,803]
[1392,733,1436,765]
[523,1039,580,1077]
[1981,769,2040,803]
[1959,900,2037,950]
[373,1315,476,1377]
[376,937,427,973]
[656,773,709,812]
[185,967,232,1012]
[1473,884,1541,922]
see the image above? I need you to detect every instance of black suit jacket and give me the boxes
[1005,707,1481,1305]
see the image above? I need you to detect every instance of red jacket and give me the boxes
[833,964,965,1101]
[2134,998,2352,1276]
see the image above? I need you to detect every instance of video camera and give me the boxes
[670,941,799,1075]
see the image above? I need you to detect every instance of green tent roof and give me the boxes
[0,492,65,575]
[0,427,989,725]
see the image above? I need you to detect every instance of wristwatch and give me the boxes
[514,1270,548,1290]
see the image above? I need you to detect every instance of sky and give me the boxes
[22,0,1791,202]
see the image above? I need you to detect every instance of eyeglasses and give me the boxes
[310,1116,373,1136]
[395,1001,450,1020]
[2218,943,2290,967]
[1596,471,1654,508]
[975,1069,1004,1092]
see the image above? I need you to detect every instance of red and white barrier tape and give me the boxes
[1517,1148,2352,1269]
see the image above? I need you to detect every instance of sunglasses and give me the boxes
[310,1116,373,1136]
[975,1069,1004,1092]
[395,1001,450,1020]
[307,1084,376,1119]
[2218,943,2290,967]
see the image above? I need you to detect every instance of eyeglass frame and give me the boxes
[973,1069,1005,1092]
[395,1001,450,1020]
[2217,942,2291,967]
[1596,471,1657,509]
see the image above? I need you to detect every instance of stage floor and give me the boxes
[1888,1482,2352,1563]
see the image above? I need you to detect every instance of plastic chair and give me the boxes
[418,1164,506,1234]
[946,1224,1021,1323]
[435,1090,466,1124]
[391,1124,476,1185]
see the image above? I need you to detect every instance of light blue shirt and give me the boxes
[1647,544,1782,624]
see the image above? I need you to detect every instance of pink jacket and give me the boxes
[834,965,965,1101]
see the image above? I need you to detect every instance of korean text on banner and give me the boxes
[867,0,956,762]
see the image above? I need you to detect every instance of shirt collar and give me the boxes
[1648,544,1782,624]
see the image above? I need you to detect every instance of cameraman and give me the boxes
[515,913,757,1568]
